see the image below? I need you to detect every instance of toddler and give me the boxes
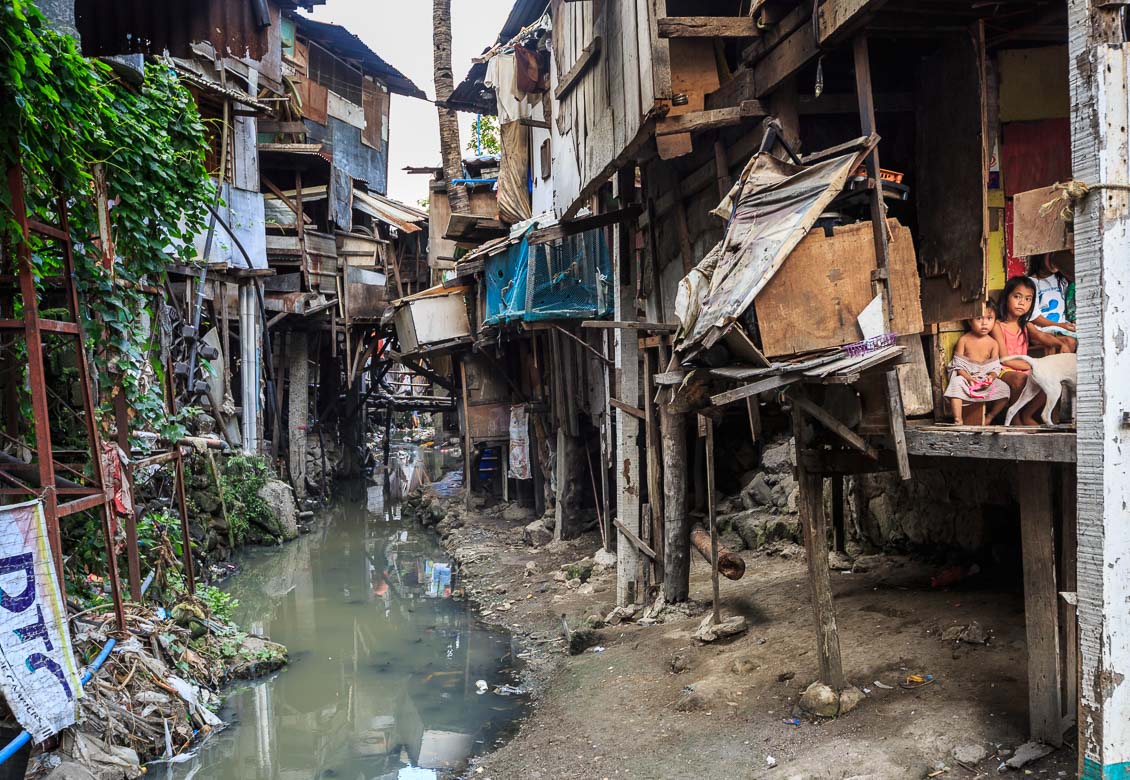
[944,300,1010,423]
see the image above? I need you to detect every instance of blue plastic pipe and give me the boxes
[451,178,497,185]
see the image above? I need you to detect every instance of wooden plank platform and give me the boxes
[905,423,1076,463]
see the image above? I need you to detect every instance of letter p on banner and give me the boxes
[0,500,83,741]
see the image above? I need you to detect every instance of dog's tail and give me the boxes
[1001,355,1035,368]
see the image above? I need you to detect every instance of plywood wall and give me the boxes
[550,0,664,216]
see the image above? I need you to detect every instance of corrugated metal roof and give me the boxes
[291,15,425,99]
[353,189,425,233]
[74,0,324,60]
[448,0,549,114]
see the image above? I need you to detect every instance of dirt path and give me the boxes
[416,485,1076,780]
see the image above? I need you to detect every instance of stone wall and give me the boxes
[722,434,1019,554]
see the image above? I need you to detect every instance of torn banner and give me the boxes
[0,500,84,741]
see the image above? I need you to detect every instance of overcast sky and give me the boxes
[302,1,515,207]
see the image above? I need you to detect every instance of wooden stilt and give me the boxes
[705,416,721,625]
[832,474,846,554]
[1059,465,1078,730]
[614,166,641,606]
[794,400,845,689]
[461,358,472,509]
[1019,461,1062,746]
[644,350,664,582]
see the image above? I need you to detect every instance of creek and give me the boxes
[172,447,526,779]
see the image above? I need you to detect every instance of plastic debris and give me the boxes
[475,679,489,694]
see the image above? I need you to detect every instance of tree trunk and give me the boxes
[433,0,469,215]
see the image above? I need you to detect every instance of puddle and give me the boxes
[171,462,525,779]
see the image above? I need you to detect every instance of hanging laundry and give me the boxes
[514,45,549,94]
[485,52,523,123]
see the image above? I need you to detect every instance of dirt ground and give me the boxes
[418,482,1077,780]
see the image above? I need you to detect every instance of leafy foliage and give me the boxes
[1,2,212,445]
[466,114,501,155]
[220,455,273,545]
[200,586,239,622]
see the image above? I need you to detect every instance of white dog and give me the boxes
[1002,353,1077,426]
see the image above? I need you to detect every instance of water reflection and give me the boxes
[173,468,525,780]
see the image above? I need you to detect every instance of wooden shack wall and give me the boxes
[427,186,500,270]
[550,0,664,217]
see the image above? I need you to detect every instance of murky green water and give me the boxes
[173,462,525,779]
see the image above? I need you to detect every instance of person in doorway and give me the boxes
[992,276,1046,426]
[1027,251,1077,354]
[944,300,1010,424]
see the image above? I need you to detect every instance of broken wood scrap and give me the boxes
[690,523,746,580]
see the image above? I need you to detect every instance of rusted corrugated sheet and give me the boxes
[292,16,425,98]
[74,0,323,61]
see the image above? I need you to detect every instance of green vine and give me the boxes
[1,1,213,445]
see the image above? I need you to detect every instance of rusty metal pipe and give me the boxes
[690,523,746,580]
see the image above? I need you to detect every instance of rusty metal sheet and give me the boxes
[74,0,323,60]
[467,402,511,441]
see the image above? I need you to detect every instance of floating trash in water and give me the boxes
[476,679,489,694]
[493,684,526,696]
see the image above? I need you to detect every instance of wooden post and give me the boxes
[853,35,911,481]
[705,416,721,625]
[1067,2,1130,772]
[1059,465,1077,730]
[660,396,689,601]
[460,358,473,509]
[832,473,846,554]
[554,425,568,543]
[794,401,845,689]
[614,166,641,606]
[287,332,309,498]
[1018,462,1062,746]
[644,350,664,583]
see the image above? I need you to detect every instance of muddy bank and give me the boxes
[408,480,1077,780]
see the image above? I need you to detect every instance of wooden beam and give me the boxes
[654,102,767,136]
[654,370,687,386]
[518,117,550,129]
[791,393,879,460]
[555,35,602,101]
[582,320,678,332]
[1019,462,1063,746]
[853,35,910,481]
[613,517,657,560]
[258,120,308,135]
[261,174,313,225]
[794,404,845,689]
[743,2,810,64]
[903,426,1076,463]
[710,373,797,407]
[658,16,760,38]
[529,205,643,245]
[817,0,889,44]
[610,397,646,421]
[751,0,887,98]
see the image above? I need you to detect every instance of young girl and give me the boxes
[992,276,1047,426]
[1027,252,1077,354]
[944,301,1010,424]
